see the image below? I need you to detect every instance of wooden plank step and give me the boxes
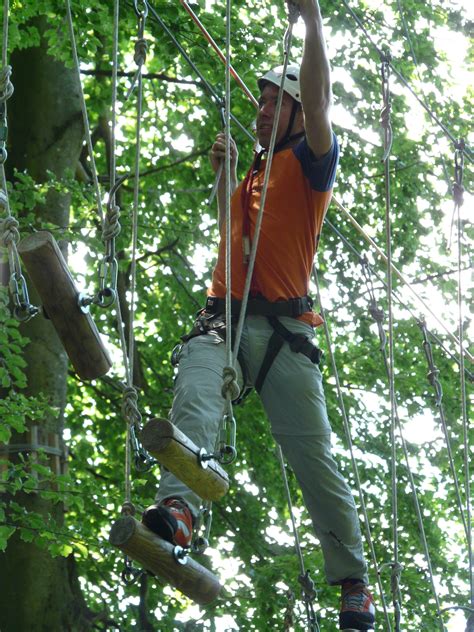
[140,418,229,501]
[109,515,222,605]
[18,231,111,380]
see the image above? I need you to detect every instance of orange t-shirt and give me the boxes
[209,136,339,326]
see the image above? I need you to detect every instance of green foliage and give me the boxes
[2,0,472,630]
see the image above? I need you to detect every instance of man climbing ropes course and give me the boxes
[142,0,376,629]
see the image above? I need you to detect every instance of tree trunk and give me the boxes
[0,17,93,632]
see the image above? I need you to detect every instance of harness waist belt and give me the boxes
[205,295,313,318]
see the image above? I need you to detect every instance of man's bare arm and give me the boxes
[294,0,333,158]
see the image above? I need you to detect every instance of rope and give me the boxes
[0,0,37,322]
[417,319,469,537]
[179,0,258,108]
[276,445,320,632]
[452,139,473,607]
[313,266,392,631]
[232,14,296,364]
[96,0,122,310]
[339,0,472,164]
[326,218,473,381]
[380,56,402,631]
[361,265,446,630]
[64,0,105,225]
[333,197,473,363]
[145,2,254,142]
[221,0,237,412]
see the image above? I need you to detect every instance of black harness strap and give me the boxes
[254,316,322,394]
[205,295,313,318]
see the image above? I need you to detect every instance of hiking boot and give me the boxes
[142,498,194,548]
[339,581,375,631]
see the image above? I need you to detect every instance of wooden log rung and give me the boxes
[18,231,112,380]
[109,515,222,605]
[140,418,229,501]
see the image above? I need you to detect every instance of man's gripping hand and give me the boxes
[287,0,320,22]
[209,132,239,174]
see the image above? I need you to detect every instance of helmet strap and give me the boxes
[274,99,303,152]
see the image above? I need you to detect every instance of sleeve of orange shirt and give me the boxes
[293,132,339,192]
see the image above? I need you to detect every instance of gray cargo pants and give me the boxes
[157,314,368,585]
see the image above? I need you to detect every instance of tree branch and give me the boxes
[80,68,199,85]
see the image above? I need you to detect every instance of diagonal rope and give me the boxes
[417,319,469,540]
[64,0,105,225]
[231,14,296,364]
[338,0,472,164]
[333,198,473,363]
[144,1,254,141]
[312,265,392,631]
[324,218,473,381]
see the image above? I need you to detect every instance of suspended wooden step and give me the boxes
[141,418,229,501]
[18,231,112,380]
[109,515,222,605]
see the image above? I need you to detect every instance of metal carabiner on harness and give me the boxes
[217,411,237,465]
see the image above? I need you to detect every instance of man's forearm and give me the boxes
[300,7,332,113]
[298,0,333,156]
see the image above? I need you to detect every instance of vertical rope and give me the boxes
[0,0,37,321]
[380,52,402,630]
[452,140,472,608]
[1,0,7,68]
[224,0,232,371]
[276,445,320,632]
[313,266,392,631]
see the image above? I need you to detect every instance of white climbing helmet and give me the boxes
[257,64,302,103]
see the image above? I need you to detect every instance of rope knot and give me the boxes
[134,38,148,67]
[380,102,392,131]
[452,181,464,208]
[122,386,142,427]
[390,561,403,594]
[0,65,14,102]
[121,501,136,516]
[221,365,240,401]
[0,216,20,247]
[298,570,317,602]
[369,302,384,323]
[102,203,121,242]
